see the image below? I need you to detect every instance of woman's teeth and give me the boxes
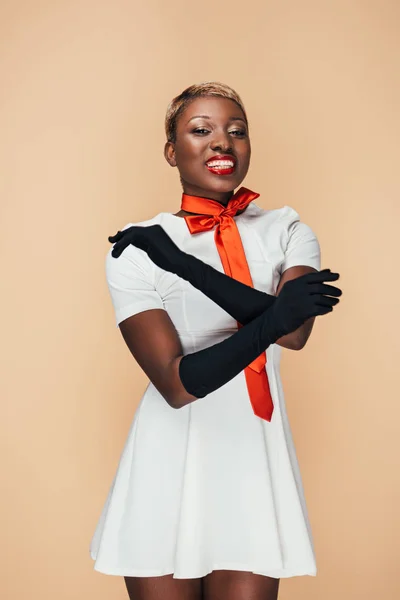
[206,160,235,169]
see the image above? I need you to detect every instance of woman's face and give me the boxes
[164,96,251,204]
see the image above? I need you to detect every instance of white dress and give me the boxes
[89,201,321,579]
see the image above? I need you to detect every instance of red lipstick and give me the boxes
[205,154,236,176]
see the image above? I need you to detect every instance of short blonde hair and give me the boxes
[165,81,248,144]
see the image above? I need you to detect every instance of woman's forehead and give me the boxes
[179,96,246,125]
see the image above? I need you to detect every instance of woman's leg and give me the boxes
[123,574,202,600]
[202,570,280,600]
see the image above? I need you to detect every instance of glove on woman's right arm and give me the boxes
[109,224,275,325]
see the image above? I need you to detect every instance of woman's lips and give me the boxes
[205,157,236,176]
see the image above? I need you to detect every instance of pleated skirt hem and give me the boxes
[91,554,317,579]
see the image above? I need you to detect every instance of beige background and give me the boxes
[1,1,399,599]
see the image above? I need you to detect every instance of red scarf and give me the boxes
[181,186,274,422]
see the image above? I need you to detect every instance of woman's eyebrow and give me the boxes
[186,115,246,124]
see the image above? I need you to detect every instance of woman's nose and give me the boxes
[210,136,232,153]
[210,131,232,152]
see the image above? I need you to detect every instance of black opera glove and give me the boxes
[108,224,276,325]
[179,268,342,398]
[108,225,342,328]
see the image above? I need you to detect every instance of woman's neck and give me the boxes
[173,207,248,218]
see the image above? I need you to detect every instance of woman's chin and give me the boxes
[180,172,245,195]
[202,173,244,191]
[212,180,243,194]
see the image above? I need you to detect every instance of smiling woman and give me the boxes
[89,82,341,600]
[164,86,251,206]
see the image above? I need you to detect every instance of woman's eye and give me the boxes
[230,130,246,137]
[192,128,246,136]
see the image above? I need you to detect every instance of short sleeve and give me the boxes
[279,206,321,273]
[105,244,164,327]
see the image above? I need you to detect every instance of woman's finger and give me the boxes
[308,283,343,296]
[108,230,125,243]
[305,270,340,283]
[111,240,130,258]
[315,296,340,307]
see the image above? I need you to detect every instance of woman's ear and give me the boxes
[164,141,177,167]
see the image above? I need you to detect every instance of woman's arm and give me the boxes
[274,265,318,351]
[109,225,275,326]
[118,309,197,409]
[118,269,340,409]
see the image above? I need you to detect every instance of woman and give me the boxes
[90,82,342,600]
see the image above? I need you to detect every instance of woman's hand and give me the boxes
[271,268,342,337]
[109,224,186,273]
